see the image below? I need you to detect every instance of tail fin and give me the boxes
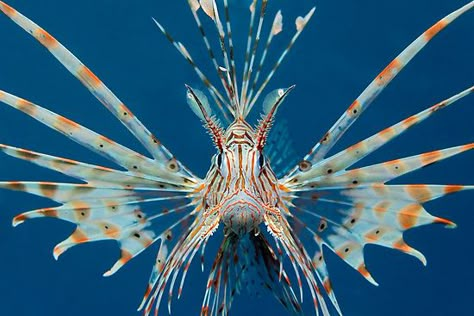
[201,232,302,315]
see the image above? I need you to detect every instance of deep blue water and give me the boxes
[0,0,472,315]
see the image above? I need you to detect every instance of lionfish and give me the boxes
[0,0,472,315]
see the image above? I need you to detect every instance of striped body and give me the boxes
[203,120,279,236]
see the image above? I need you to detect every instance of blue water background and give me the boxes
[0,0,472,315]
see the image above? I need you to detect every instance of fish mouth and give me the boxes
[220,190,265,235]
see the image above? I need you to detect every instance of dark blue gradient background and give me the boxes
[0,0,472,315]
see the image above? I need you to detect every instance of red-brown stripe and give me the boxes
[402,115,418,127]
[40,208,58,218]
[39,182,57,199]
[78,65,102,88]
[398,204,422,229]
[57,115,80,129]
[33,28,58,48]
[0,2,16,17]
[406,184,431,201]
[16,149,40,160]
[424,20,448,41]
[376,59,401,85]
[71,228,89,243]
[420,150,442,166]
[6,181,26,191]
[16,98,35,115]
[444,185,463,195]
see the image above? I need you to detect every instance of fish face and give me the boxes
[202,119,281,237]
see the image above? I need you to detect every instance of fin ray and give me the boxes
[0,2,197,175]
[298,2,474,166]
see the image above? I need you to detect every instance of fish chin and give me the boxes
[220,191,264,236]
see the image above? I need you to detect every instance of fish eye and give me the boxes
[258,153,266,169]
[215,153,223,168]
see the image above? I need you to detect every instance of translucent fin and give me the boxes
[301,2,474,164]
[202,232,303,315]
[186,88,212,122]
[0,3,206,307]
[265,119,299,179]
[0,2,194,175]
[52,204,151,260]
[223,0,239,111]
[7,180,196,276]
[283,182,473,289]
[0,181,138,203]
[247,7,316,113]
[104,229,157,276]
[0,90,195,187]
[185,2,234,125]
[13,197,135,226]
[151,17,233,123]
[0,144,192,190]
[201,0,239,114]
[240,0,269,111]
[200,0,215,18]
[154,0,313,120]
[246,10,284,114]
[139,207,216,315]
[186,85,225,150]
[302,144,474,188]
[293,200,429,269]
[256,86,295,150]
[285,86,473,183]
[240,0,259,109]
[262,88,286,114]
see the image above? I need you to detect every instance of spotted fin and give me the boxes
[0,144,191,190]
[280,83,474,314]
[0,1,196,177]
[284,183,473,293]
[297,1,474,165]
[286,86,473,183]
[0,181,140,203]
[0,90,194,186]
[0,0,204,304]
[303,144,474,188]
